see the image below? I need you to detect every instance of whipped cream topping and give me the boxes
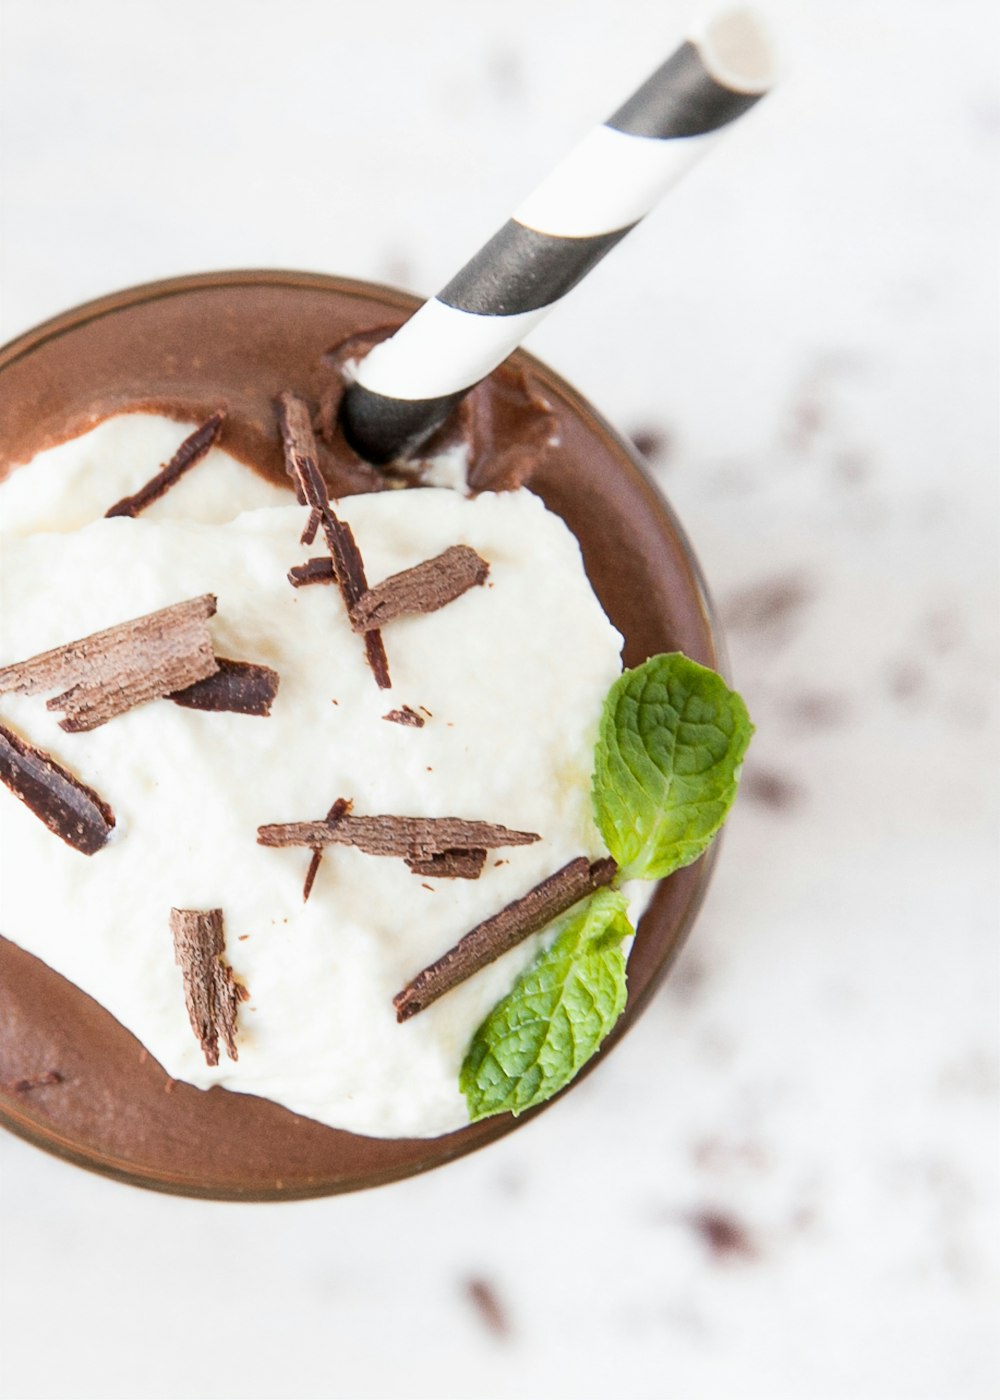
[0,415,629,1138]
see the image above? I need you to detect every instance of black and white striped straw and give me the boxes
[340,8,776,465]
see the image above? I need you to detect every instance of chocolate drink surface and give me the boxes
[0,271,721,1198]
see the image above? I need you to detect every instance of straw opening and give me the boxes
[696,8,776,95]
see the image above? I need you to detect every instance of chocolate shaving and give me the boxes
[277,392,391,689]
[383,705,425,728]
[301,508,321,546]
[0,595,218,732]
[288,557,337,588]
[302,798,351,903]
[0,721,116,854]
[169,908,247,1067]
[350,546,490,633]
[104,412,226,518]
[393,856,617,1021]
[170,657,279,716]
[405,848,488,880]
[258,811,539,859]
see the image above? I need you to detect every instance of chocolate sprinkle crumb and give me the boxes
[0,721,116,854]
[277,392,391,689]
[393,855,617,1020]
[170,657,279,716]
[104,412,226,518]
[170,908,247,1067]
[383,705,425,728]
[0,595,218,732]
[350,545,490,633]
[258,811,539,859]
[288,557,337,588]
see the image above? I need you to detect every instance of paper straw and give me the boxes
[340,8,776,465]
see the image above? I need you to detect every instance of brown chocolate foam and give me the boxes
[0,271,720,1199]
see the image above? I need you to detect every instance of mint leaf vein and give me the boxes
[592,653,753,881]
[460,889,632,1122]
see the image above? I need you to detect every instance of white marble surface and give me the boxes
[0,2,997,1398]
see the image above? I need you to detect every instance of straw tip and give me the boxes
[692,7,778,95]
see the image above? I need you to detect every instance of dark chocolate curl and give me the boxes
[104,412,226,518]
[302,798,351,903]
[350,546,490,633]
[170,657,279,716]
[170,908,247,1067]
[393,856,617,1020]
[258,811,539,858]
[277,393,391,689]
[0,595,219,732]
[288,558,337,588]
[0,722,116,855]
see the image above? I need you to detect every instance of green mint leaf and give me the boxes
[460,888,632,1122]
[592,653,753,881]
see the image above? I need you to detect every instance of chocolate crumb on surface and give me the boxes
[288,557,337,588]
[277,392,391,689]
[302,798,351,903]
[350,545,490,633]
[629,426,670,463]
[259,811,539,859]
[464,1278,511,1339]
[169,908,247,1067]
[0,595,218,732]
[722,574,814,637]
[689,1209,758,1261]
[170,657,279,716]
[383,705,425,728]
[742,766,802,812]
[0,721,116,854]
[104,412,226,518]
[394,856,617,1021]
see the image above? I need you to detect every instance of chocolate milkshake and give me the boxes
[0,271,727,1198]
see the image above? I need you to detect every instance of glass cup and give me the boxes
[0,270,723,1199]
